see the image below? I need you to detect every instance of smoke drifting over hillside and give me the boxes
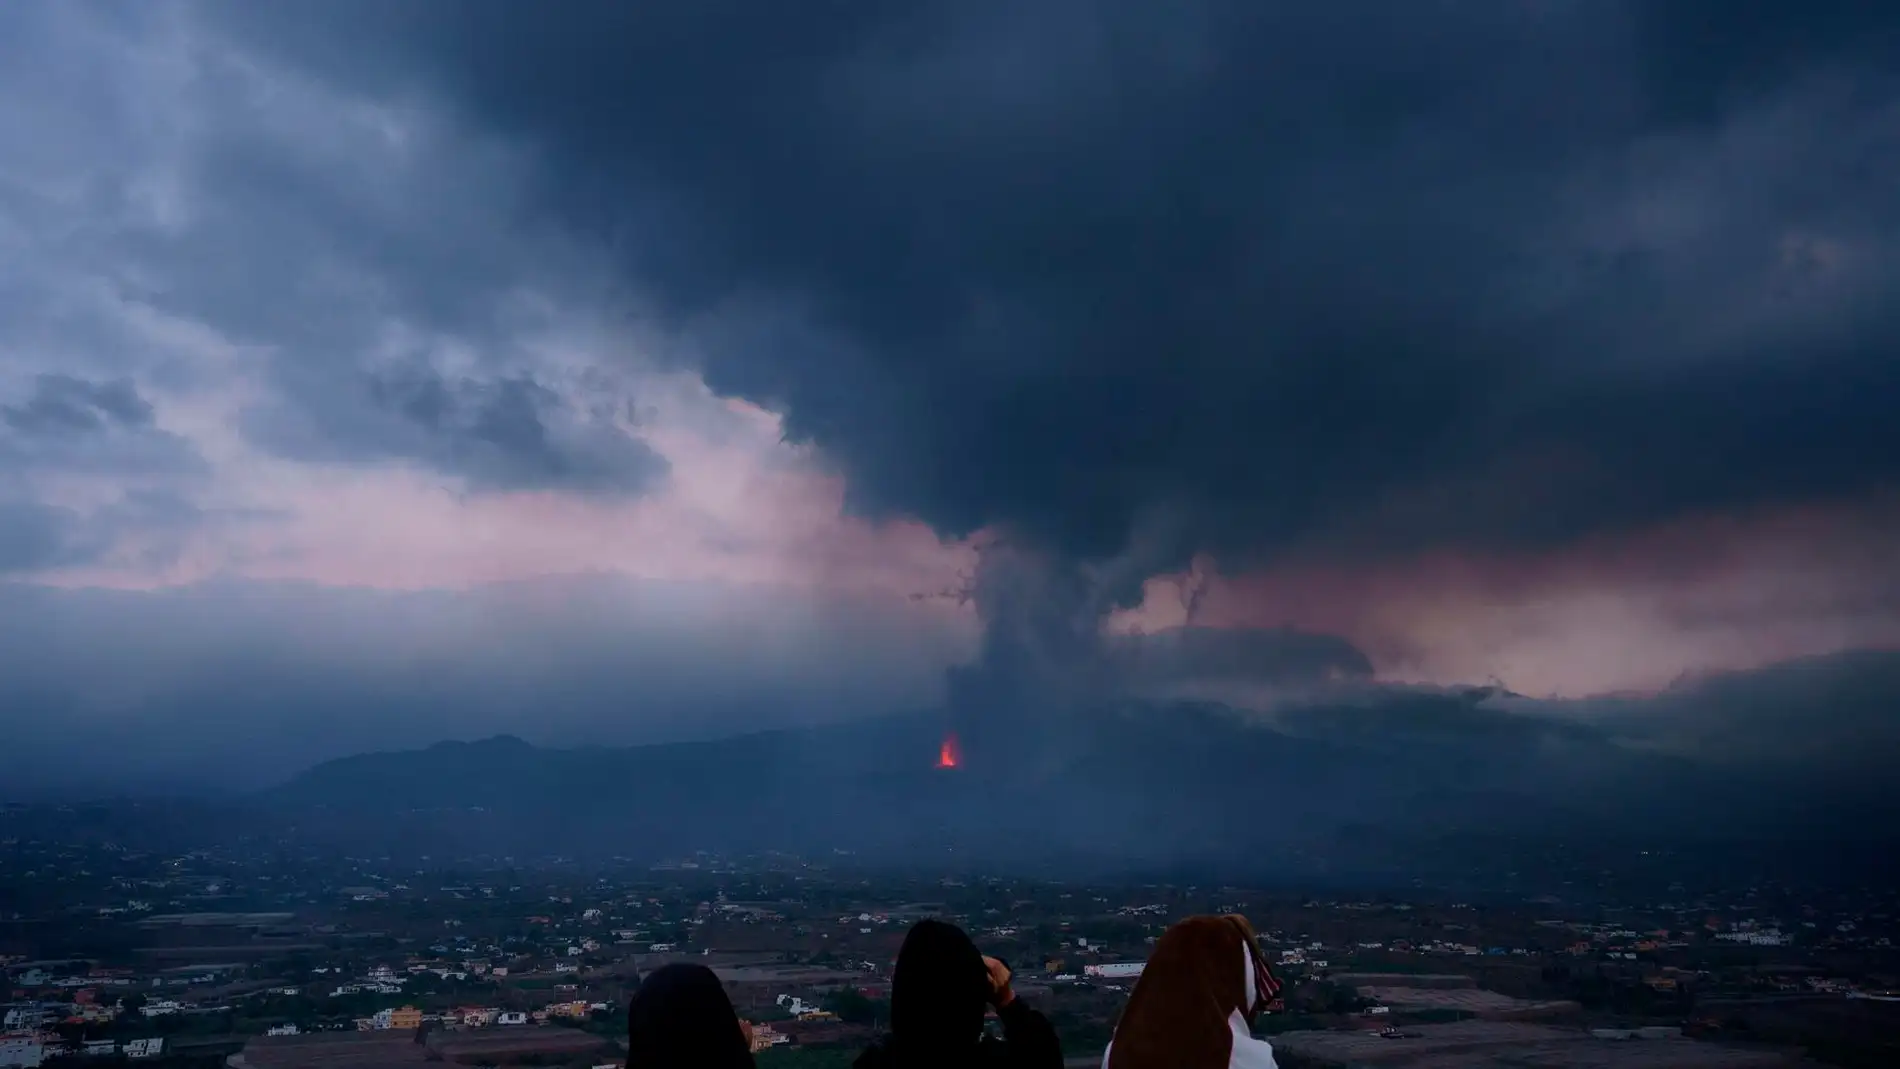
[0,2,1896,797]
[214,0,1900,720]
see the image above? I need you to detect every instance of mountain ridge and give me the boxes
[259,691,1900,876]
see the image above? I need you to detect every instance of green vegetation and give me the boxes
[1254,1013,1326,1036]
[1295,980,1371,1015]
[560,1007,626,1038]
[756,1048,858,1069]
[820,987,888,1026]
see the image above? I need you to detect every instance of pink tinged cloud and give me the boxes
[1108,494,1900,697]
[45,379,981,615]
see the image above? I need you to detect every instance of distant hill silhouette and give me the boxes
[259,691,1900,880]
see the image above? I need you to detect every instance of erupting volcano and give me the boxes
[937,734,960,769]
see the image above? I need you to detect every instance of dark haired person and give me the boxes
[855,919,1062,1069]
[1101,915,1283,1069]
[627,962,756,1069]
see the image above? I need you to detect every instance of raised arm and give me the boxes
[985,956,1064,1069]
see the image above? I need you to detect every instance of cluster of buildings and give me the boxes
[1713,924,1791,947]
[0,1033,163,1068]
[343,999,614,1033]
[1276,945,1334,969]
[2,987,157,1068]
[333,985,623,1032]
[355,1006,424,1032]
[744,1022,789,1053]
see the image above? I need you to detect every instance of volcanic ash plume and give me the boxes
[946,523,1193,774]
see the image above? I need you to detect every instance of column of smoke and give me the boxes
[946,516,1197,777]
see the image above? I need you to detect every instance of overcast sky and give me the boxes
[2,1,1896,782]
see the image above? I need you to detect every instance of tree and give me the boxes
[820,988,887,1026]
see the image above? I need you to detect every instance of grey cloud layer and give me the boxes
[1548,648,1900,771]
[0,374,204,477]
[0,491,208,576]
[3,374,152,434]
[0,501,76,574]
[217,0,1900,569]
[3,1,1897,788]
[0,3,665,506]
[0,368,207,572]
[247,368,667,496]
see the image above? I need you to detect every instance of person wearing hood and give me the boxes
[1101,915,1284,1069]
[627,962,756,1069]
[855,918,1062,1069]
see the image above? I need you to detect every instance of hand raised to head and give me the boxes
[982,955,1014,1008]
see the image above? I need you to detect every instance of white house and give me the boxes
[774,995,820,1016]
[0,1037,43,1069]
[1716,930,1789,947]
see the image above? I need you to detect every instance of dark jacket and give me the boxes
[854,919,1063,1069]
[854,999,1062,1069]
[627,963,755,1069]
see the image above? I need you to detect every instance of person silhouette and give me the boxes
[626,962,756,1069]
[1102,915,1283,1069]
[855,919,1061,1069]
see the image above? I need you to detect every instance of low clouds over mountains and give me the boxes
[0,1,1896,816]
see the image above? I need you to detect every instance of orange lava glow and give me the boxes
[938,735,959,769]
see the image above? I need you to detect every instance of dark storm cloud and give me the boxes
[1629,0,1900,123]
[2,374,153,435]
[0,500,79,574]
[0,375,205,478]
[1553,648,1900,770]
[213,0,1900,569]
[1109,626,1374,689]
[2,2,660,501]
[0,490,208,575]
[244,367,668,496]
